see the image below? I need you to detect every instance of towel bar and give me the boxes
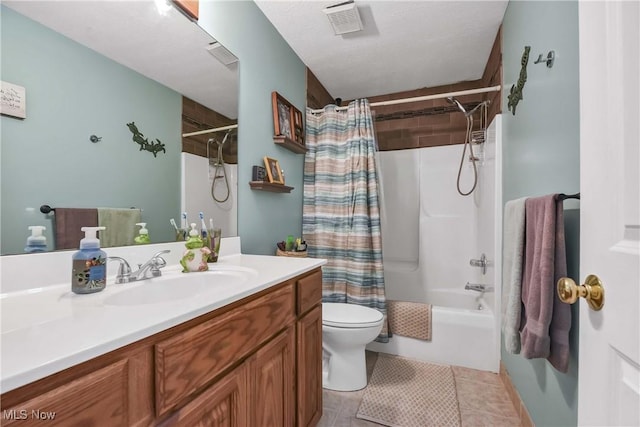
[40,205,140,214]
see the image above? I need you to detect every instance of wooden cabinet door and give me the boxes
[296,305,323,427]
[159,363,248,427]
[250,327,295,427]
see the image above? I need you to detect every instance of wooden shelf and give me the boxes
[273,135,307,154]
[249,181,294,193]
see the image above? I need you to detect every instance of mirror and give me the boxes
[0,1,239,255]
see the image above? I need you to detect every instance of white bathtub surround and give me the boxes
[376,149,420,269]
[370,115,502,373]
[181,152,238,237]
[0,237,326,392]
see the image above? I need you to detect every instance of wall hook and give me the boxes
[534,50,555,68]
[89,135,102,143]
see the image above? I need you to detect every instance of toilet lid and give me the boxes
[322,303,384,328]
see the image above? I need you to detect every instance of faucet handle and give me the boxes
[469,253,488,275]
[150,250,170,273]
[108,256,132,283]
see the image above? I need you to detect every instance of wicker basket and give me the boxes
[276,248,308,258]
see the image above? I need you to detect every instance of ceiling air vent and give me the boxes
[323,1,363,35]
[206,42,238,66]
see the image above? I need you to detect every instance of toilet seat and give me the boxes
[322,303,383,328]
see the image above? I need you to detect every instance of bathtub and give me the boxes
[367,288,499,372]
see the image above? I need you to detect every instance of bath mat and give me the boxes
[356,354,461,427]
[387,300,432,341]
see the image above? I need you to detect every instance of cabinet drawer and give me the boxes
[297,269,322,315]
[2,360,129,426]
[155,283,295,416]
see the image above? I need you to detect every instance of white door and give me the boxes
[577,1,640,425]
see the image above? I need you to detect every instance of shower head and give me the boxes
[447,96,468,115]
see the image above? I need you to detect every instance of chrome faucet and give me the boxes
[465,282,494,293]
[469,253,487,275]
[108,250,170,283]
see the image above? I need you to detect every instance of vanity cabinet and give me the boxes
[0,268,323,427]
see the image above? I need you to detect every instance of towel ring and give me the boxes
[557,274,604,311]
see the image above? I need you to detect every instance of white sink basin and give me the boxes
[103,266,258,306]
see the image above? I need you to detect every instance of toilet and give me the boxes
[322,302,384,391]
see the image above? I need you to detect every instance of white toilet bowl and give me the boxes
[322,302,384,391]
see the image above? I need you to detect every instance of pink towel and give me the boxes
[520,194,572,373]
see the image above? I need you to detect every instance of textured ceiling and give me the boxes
[255,0,508,100]
[4,1,238,119]
[6,1,508,114]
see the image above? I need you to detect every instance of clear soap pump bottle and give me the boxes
[71,226,107,294]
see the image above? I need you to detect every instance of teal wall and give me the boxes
[0,6,182,254]
[199,1,307,255]
[502,1,580,426]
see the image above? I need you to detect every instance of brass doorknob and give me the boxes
[557,274,604,311]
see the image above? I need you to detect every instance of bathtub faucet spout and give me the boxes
[465,283,494,293]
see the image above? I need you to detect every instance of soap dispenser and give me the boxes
[134,222,151,244]
[25,226,47,253]
[72,226,107,294]
[180,223,211,273]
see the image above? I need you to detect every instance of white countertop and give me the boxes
[0,246,325,393]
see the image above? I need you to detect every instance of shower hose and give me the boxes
[456,114,478,196]
[208,132,231,203]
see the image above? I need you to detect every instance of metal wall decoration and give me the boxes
[507,45,530,115]
[126,122,166,157]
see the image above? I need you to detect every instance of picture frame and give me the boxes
[272,92,294,140]
[1,81,26,119]
[264,156,284,184]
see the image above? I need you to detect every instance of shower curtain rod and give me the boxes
[182,123,238,138]
[308,84,501,114]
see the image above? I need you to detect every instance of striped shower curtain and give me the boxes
[303,99,388,342]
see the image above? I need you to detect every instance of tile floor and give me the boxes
[318,351,521,427]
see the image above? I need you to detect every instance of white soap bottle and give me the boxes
[25,225,47,253]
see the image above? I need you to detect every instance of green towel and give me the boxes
[97,208,142,247]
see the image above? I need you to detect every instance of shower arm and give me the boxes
[464,101,490,118]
